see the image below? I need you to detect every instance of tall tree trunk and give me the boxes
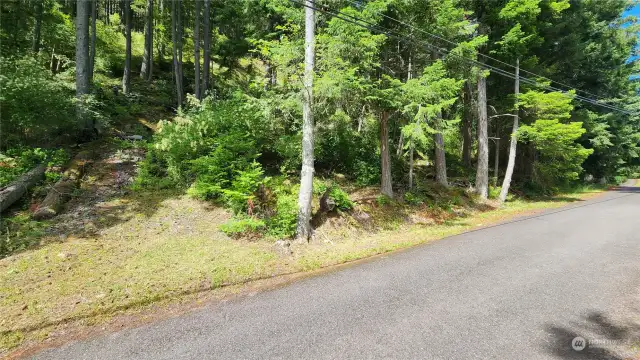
[50,46,56,72]
[380,111,393,197]
[148,0,153,79]
[193,0,201,99]
[202,0,211,97]
[475,72,489,199]
[158,0,165,64]
[32,0,43,54]
[499,58,520,203]
[89,0,97,82]
[434,114,448,186]
[462,82,473,167]
[494,137,500,185]
[295,0,315,242]
[398,56,412,157]
[264,61,272,90]
[122,0,131,94]
[408,141,414,189]
[76,0,92,133]
[105,0,110,25]
[177,0,183,96]
[171,0,183,105]
[141,0,153,80]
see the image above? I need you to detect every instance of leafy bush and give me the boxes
[312,179,353,211]
[329,187,354,210]
[0,56,76,148]
[139,96,302,238]
[376,194,392,206]
[220,216,266,238]
[0,148,68,186]
[353,159,380,186]
[220,162,265,214]
[139,95,264,184]
[488,185,501,199]
[0,214,48,259]
[266,191,298,238]
[404,191,426,205]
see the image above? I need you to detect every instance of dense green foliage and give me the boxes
[1,0,639,238]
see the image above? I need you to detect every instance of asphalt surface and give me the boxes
[34,186,640,360]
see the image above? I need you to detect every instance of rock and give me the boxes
[353,210,373,230]
[273,240,292,257]
[333,173,347,184]
[353,210,370,222]
[319,189,336,213]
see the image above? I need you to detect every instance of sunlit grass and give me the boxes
[0,187,603,353]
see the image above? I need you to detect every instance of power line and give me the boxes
[288,0,634,115]
[309,0,631,114]
[339,0,611,103]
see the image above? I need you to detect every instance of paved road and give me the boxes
[34,186,640,360]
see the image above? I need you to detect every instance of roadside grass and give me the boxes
[0,186,604,353]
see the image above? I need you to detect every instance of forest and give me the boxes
[0,0,639,244]
[2,0,640,352]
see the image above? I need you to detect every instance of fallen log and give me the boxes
[0,164,47,213]
[32,151,90,220]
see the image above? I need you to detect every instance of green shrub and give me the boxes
[132,148,175,190]
[404,191,426,206]
[311,179,353,211]
[376,194,392,206]
[142,95,263,184]
[613,175,627,185]
[354,159,380,186]
[0,56,76,148]
[267,192,298,238]
[329,187,354,210]
[220,216,266,238]
[0,148,68,187]
[488,186,501,199]
[313,178,330,195]
[0,214,48,259]
[220,162,265,214]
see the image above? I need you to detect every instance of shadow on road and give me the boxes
[610,185,640,194]
[543,310,640,359]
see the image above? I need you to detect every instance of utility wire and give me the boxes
[288,0,634,115]
[306,0,632,114]
[339,0,611,103]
